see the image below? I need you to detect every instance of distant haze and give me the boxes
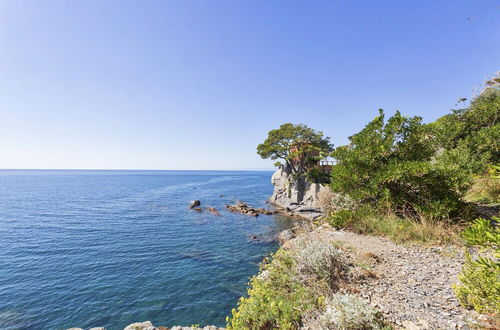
[1,1,499,170]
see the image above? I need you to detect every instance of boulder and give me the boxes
[124,321,156,330]
[189,200,201,209]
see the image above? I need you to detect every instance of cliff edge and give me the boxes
[268,167,327,220]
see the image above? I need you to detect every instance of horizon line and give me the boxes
[0,168,276,172]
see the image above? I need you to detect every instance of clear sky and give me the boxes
[0,1,499,170]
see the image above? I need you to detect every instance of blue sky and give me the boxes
[0,1,499,170]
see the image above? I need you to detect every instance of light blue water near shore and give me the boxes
[0,170,293,330]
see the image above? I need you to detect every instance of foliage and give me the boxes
[227,235,381,329]
[461,217,500,250]
[454,216,500,315]
[453,252,500,315]
[257,123,333,175]
[302,294,385,330]
[292,236,344,290]
[430,77,500,173]
[306,167,331,184]
[465,166,500,204]
[227,249,319,329]
[329,110,470,219]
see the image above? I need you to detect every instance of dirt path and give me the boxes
[311,226,482,329]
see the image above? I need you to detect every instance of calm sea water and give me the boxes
[0,170,293,330]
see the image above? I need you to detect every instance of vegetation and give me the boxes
[329,109,472,220]
[328,74,499,224]
[227,235,385,329]
[465,165,500,205]
[257,123,333,176]
[453,217,500,315]
[325,205,461,245]
[302,294,386,330]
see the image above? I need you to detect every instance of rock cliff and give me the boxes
[268,167,327,219]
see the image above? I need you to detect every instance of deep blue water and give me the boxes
[0,170,293,330]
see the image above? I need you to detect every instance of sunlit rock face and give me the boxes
[269,167,326,220]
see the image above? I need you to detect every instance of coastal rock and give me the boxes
[269,168,327,220]
[207,207,221,216]
[225,201,277,217]
[189,200,201,209]
[278,229,295,245]
[124,321,156,330]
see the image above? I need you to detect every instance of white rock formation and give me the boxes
[269,167,327,219]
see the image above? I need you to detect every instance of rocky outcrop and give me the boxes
[189,200,201,209]
[69,321,225,330]
[226,201,277,217]
[269,167,327,220]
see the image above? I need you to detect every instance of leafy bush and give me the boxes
[453,217,500,314]
[227,249,320,329]
[330,110,471,220]
[465,166,500,204]
[431,83,500,173]
[227,235,373,329]
[306,167,331,184]
[302,294,385,330]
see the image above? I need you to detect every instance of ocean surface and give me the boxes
[0,170,294,330]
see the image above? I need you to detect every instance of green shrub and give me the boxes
[227,236,374,329]
[453,217,500,315]
[227,249,319,329]
[431,84,500,173]
[330,110,470,220]
[465,166,500,204]
[306,167,331,184]
[454,252,500,314]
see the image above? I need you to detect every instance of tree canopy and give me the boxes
[257,123,333,175]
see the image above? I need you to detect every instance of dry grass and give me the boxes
[465,174,500,205]
[328,209,463,246]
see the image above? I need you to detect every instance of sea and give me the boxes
[0,170,294,329]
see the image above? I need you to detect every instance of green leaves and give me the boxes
[257,123,333,175]
[329,109,468,219]
[461,217,500,250]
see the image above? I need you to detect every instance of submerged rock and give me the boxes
[207,207,221,216]
[226,201,277,217]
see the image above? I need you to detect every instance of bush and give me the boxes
[227,235,367,329]
[431,83,500,173]
[465,168,500,204]
[453,217,500,315]
[306,167,331,184]
[330,110,471,220]
[302,294,385,330]
[292,236,345,290]
[227,248,320,329]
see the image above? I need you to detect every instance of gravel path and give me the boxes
[312,227,482,329]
